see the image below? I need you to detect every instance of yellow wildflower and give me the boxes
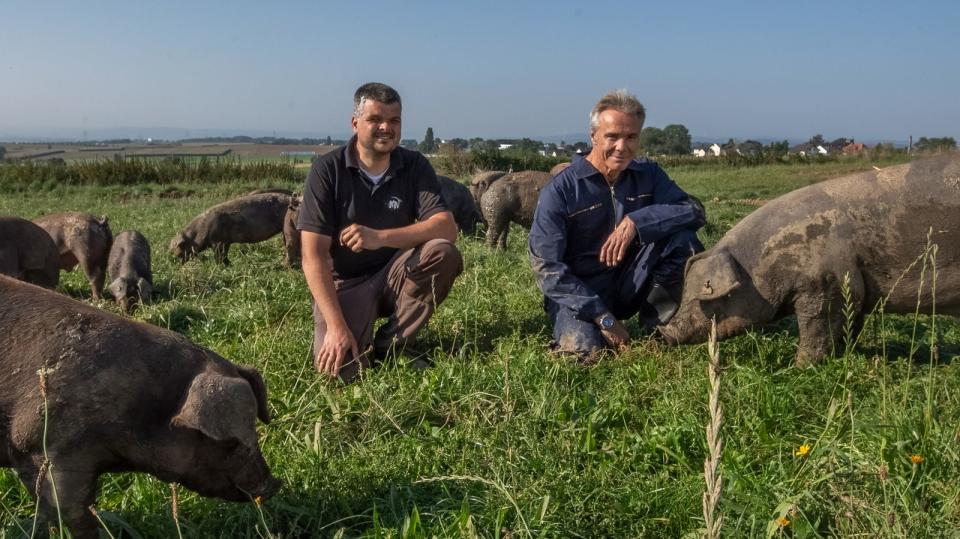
[794,443,811,458]
[910,454,924,465]
[254,496,263,506]
[777,517,790,527]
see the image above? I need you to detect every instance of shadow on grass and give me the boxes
[142,305,207,335]
[150,278,183,302]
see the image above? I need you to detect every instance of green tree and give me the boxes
[513,138,543,154]
[0,145,5,161]
[639,126,666,155]
[661,124,692,155]
[914,136,957,153]
[325,136,332,145]
[419,127,437,154]
[448,138,469,150]
[765,140,790,158]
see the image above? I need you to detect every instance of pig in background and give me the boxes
[660,154,960,365]
[438,175,484,236]
[0,216,60,289]
[106,230,153,314]
[0,274,280,538]
[33,212,112,300]
[481,170,552,249]
[170,192,290,265]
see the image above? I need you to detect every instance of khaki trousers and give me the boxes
[312,238,463,381]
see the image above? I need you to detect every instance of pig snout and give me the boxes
[659,305,711,345]
[251,475,283,501]
[226,448,281,502]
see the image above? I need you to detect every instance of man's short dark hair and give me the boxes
[353,82,402,117]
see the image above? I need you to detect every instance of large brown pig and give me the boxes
[480,170,552,249]
[0,274,281,538]
[170,192,290,265]
[33,212,113,300]
[659,154,960,365]
[0,216,60,289]
[106,230,153,314]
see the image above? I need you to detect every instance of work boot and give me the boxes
[646,282,681,325]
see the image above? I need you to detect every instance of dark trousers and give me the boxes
[547,229,702,355]
[312,239,463,381]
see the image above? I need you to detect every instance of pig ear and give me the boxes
[235,365,271,424]
[170,372,259,447]
[137,278,152,302]
[695,249,742,301]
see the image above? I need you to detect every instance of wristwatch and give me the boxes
[596,313,616,330]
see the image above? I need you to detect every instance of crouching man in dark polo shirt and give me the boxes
[298,82,463,381]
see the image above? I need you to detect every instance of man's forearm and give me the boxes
[302,244,348,332]
[378,211,457,250]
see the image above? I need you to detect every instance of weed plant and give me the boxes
[0,159,957,537]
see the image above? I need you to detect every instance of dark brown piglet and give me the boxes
[107,230,153,314]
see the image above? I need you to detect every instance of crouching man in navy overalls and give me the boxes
[529,90,705,362]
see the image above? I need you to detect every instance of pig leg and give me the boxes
[484,214,505,249]
[794,270,865,366]
[79,256,106,300]
[213,243,230,265]
[17,461,100,539]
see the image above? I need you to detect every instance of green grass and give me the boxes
[1,157,958,538]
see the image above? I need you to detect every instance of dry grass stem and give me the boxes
[702,318,723,539]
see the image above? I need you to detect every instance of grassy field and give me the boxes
[2,156,959,538]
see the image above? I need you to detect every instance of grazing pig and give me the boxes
[33,212,112,300]
[170,192,290,265]
[106,230,153,314]
[0,274,281,538]
[480,170,552,249]
[283,195,302,267]
[0,216,60,289]
[469,170,508,208]
[439,175,484,236]
[659,154,960,365]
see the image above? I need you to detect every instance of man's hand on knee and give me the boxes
[599,218,637,267]
[316,323,359,376]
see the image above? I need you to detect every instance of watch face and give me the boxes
[601,316,614,329]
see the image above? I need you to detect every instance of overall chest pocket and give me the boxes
[623,193,653,212]
[566,201,609,243]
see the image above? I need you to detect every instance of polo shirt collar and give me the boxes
[344,135,406,177]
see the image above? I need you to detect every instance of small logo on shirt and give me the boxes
[387,196,402,210]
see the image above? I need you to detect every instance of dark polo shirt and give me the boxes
[298,136,448,279]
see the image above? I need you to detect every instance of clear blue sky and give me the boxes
[2,0,958,143]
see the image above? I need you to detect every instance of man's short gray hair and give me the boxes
[589,89,646,131]
[353,82,402,118]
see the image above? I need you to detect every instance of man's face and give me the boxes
[590,109,642,175]
[352,99,401,156]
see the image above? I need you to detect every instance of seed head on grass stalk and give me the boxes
[702,318,723,539]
